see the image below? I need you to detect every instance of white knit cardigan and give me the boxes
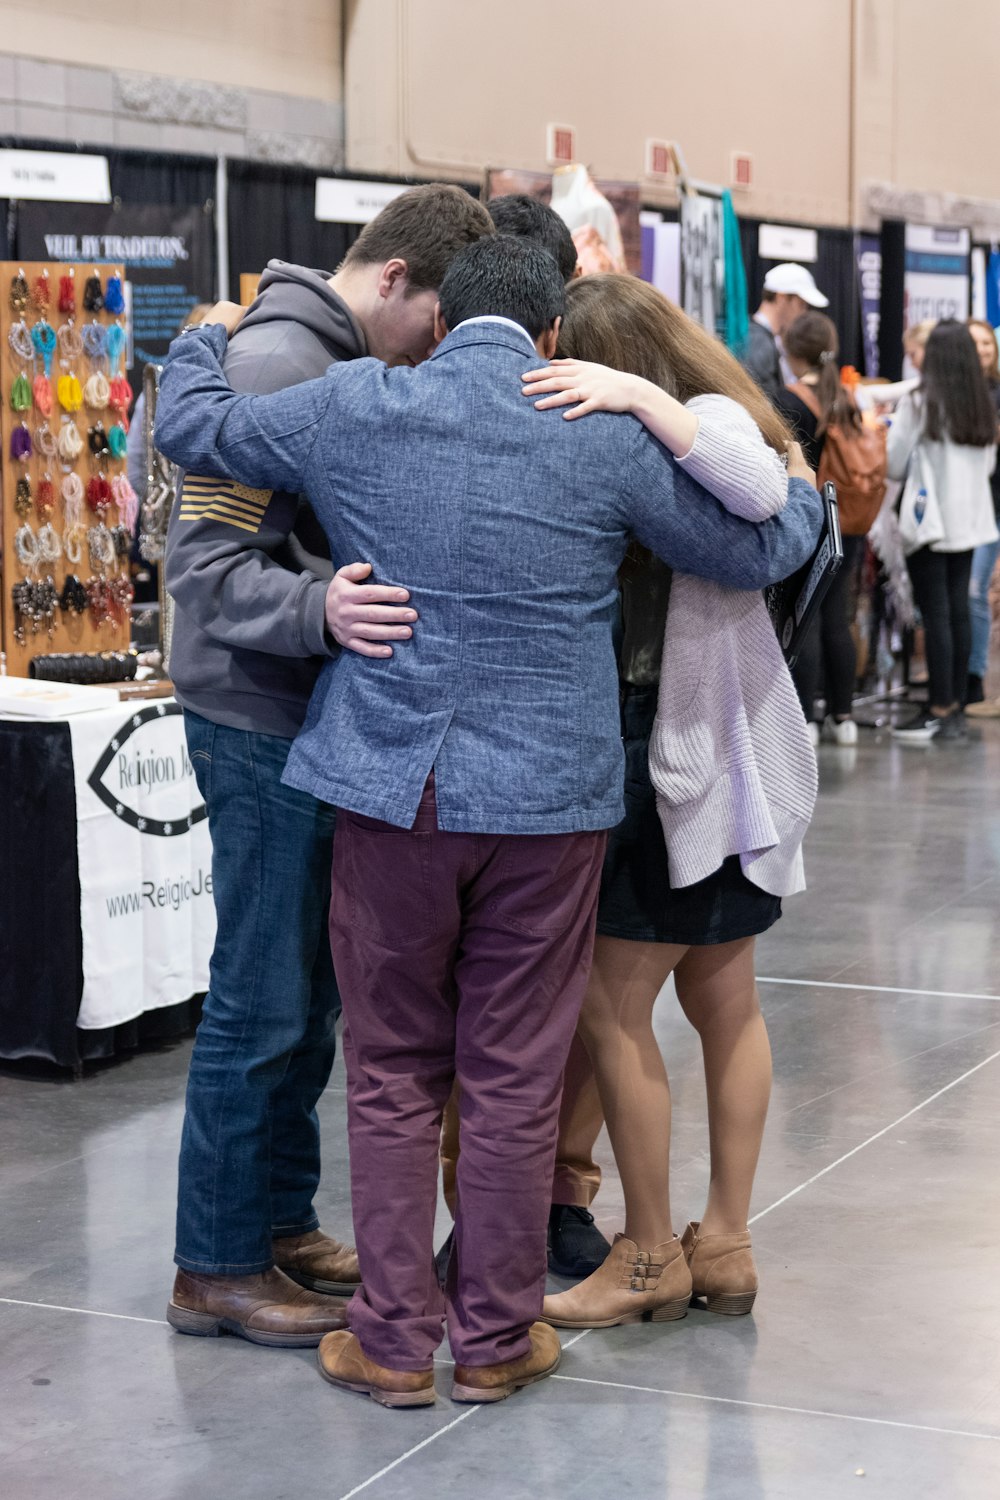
[648,394,818,898]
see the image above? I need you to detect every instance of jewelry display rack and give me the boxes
[0,261,133,678]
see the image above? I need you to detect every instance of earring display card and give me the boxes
[1,261,133,679]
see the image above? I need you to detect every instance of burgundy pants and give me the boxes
[329,777,606,1370]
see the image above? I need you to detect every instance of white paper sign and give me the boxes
[758,224,818,264]
[69,700,215,1029]
[315,178,407,224]
[0,149,110,203]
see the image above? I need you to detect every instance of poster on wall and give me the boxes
[640,211,681,302]
[16,201,214,382]
[680,193,724,337]
[856,233,882,378]
[903,224,970,330]
[486,168,642,275]
[68,700,215,1030]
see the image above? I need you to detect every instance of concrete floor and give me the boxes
[2,724,1000,1500]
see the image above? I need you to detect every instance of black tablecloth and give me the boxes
[0,718,199,1069]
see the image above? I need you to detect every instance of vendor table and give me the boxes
[0,697,213,1069]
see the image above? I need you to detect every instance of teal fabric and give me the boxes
[722,189,750,358]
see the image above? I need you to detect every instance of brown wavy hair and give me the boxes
[783,311,861,434]
[557,273,791,456]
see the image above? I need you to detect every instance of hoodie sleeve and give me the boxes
[161,323,337,661]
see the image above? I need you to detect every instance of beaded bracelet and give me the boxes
[32,319,56,376]
[8,318,34,361]
[58,270,76,315]
[38,522,62,564]
[83,371,110,409]
[14,522,39,569]
[58,420,84,461]
[58,321,83,361]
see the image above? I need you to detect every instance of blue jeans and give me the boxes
[175,711,339,1275]
[968,538,1000,680]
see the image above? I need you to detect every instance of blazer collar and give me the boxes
[431,320,540,362]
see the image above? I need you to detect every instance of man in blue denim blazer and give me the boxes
[156,235,821,1407]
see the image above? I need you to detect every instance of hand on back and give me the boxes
[325,563,418,658]
[521,358,644,420]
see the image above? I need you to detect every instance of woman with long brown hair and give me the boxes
[520,274,817,1328]
[777,310,870,744]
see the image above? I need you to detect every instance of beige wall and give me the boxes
[0,0,342,101]
[346,0,1000,231]
[346,0,853,223]
[854,0,1000,226]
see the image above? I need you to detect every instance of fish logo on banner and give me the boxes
[86,701,207,837]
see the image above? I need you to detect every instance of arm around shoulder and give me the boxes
[155,323,328,496]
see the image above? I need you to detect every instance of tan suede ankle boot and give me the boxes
[681,1221,758,1315]
[541,1232,692,1329]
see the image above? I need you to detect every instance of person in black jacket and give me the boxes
[743,263,829,402]
[777,311,867,745]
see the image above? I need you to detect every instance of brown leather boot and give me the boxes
[541,1232,691,1328]
[681,1221,758,1315]
[272,1229,361,1295]
[317,1331,436,1408]
[451,1322,561,1404]
[167,1266,347,1347]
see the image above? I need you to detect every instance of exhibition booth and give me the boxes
[0,135,994,1069]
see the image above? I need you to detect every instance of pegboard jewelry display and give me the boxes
[1,263,133,676]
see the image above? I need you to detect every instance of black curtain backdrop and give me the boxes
[226,161,483,289]
[738,216,862,371]
[0,136,218,288]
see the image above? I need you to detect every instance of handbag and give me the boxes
[897,446,944,555]
[764,481,844,666]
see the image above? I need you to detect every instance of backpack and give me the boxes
[790,382,888,536]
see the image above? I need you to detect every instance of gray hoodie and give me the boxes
[164,260,366,737]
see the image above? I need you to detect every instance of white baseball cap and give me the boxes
[763,262,829,308]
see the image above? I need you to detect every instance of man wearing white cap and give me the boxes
[743,262,829,401]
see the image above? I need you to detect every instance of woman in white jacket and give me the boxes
[888,319,998,742]
[521,276,817,1329]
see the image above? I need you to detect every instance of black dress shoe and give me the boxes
[547,1204,612,1279]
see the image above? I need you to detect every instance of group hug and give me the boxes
[155,184,822,1408]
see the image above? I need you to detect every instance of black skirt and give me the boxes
[595,685,782,947]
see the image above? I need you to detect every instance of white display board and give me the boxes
[0,149,110,203]
[315,178,407,224]
[904,224,970,329]
[68,700,215,1029]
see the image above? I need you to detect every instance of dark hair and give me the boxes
[341,183,494,292]
[487,194,578,283]
[922,319,998,446]
[559,274,791,456]
[784,311,861,434]
[438,235,566,339]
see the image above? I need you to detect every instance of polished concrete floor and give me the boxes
[3,724,1000,1500]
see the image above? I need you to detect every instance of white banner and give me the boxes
[0,149,110,203]
[904,223,970,329]
[69,700,215,1029]
[758,224,818,264]
[315,178,407,224]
